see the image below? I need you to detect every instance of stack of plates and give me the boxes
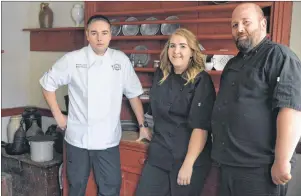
[140,17,160,36]
[144,113,154,129]
[122,17,140,36]
[212,1,229,4]
[130,45,150,67]
[121,120,138,131]
[110,19,121,36]
[161,16,180,35]
[212,55,234,70]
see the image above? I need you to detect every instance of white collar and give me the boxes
[87,45,111,66]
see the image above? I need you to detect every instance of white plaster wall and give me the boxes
[27,1,84,109]
[1,2,31,108]
[286,2,301,196]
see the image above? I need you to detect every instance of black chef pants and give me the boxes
[135,161,211,196]
[65,141,121,196]
[218,164,289,196]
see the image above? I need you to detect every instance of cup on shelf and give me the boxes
[205,62,214,71]
[153,60,160,68]
[136,60,143,68]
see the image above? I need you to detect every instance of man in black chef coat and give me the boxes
[211,3,301,196]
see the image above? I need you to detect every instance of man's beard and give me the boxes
[235,35,253,53]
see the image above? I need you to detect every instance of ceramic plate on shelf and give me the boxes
[161,16,180,35]
[130,45,150,67]
[110,19,121,36]
[212,1,229,4]
[122,17,140,36]
[140,17,160,36]
[212,55,234,70]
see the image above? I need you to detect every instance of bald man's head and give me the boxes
[231,3,267,53]
[233,3,264,20]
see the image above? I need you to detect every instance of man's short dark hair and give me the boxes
[87,15,111,27]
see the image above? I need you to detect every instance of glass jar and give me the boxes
[153,60,160,68]
[136,60,143,67]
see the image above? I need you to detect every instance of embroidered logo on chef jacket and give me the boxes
[76,64,88,68]
[111,63,121,71]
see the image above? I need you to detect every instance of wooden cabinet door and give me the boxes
[85,171,97,196]
[121,171,141,196]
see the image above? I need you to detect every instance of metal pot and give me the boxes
[28,135,55,162]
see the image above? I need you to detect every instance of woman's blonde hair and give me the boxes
[159,28,206,85]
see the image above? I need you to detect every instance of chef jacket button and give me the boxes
[218,107,221,111]
[222,142,225,145]
[180,88,183,91]
[232,82,235,86]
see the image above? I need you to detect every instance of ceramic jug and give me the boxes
[7,115,22,143]
[26,119,44,139]
[5,125,29,155]
[71,4,84,27]
[22,107,42,131]
[39,3,53,28]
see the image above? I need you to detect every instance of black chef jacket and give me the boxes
[211,37,301,167]
[147,68,216,171]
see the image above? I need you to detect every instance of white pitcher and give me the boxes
[7,115,22,143]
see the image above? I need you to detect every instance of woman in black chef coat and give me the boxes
[135,28,216,196]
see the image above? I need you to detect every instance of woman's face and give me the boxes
[168,35,193,71]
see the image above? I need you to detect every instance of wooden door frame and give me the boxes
[271,1,293,46]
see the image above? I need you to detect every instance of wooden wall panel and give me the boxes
[271,1,293,46]
[82,1,292,123]
[94,1,161,13]
[201,39,237,51]
[30,31,84,52]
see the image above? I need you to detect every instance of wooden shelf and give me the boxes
[123,49,237,55]
[134,68,222,76]
[207,70,223,76]
[134,67,156,72]
[113,33,270,41]
[23,27,84,32]
[123,50,161,54]
[111,16,267,26]
[112,18,232,25]
[97,2,273,16]
[112,34,233,41]
[204,50,238,55]
[23,27,85,52]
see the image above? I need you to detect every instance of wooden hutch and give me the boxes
[24,1,294,196]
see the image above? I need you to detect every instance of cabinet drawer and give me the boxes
[120,148,146,170]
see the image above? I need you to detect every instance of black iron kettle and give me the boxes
[2,124,29,155]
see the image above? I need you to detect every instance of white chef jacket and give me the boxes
[40,45,143,150]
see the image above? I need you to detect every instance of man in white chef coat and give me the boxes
[40,15,152,196]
